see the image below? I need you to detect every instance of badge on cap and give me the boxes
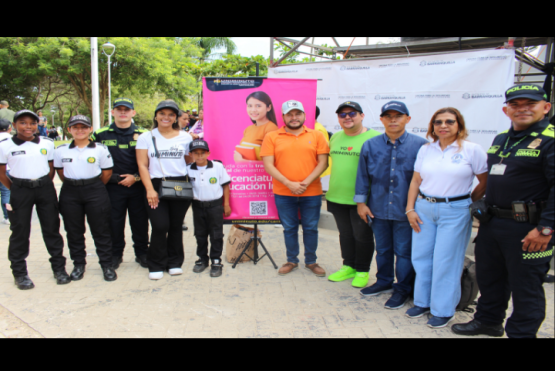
[288,102,299,108]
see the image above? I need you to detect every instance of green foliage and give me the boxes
[198,55,268,77]
[191,37,237,61]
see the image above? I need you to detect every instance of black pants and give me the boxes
[474,216,552,338]
[106,183,149,258]
[193,200,224,262]
[327,200,375,272]
[59,181,113,267]
[7,178,66,277]
[146,178,191,272]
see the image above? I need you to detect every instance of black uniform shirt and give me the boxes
[485,118,554,227]
[91,123,148,183]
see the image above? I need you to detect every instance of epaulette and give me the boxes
[0,138,8,143]
[95,126,110,134]
[136,127,149,133]
[40,136,54,142]
[213,159,223,164]
[541,124,554,138]
[497,130,509,136]
[57,144,69,148]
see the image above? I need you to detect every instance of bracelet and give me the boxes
[405,209,415,215]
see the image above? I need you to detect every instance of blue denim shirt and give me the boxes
[354,131,428,221]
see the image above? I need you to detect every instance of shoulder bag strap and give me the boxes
[151,133,167,181]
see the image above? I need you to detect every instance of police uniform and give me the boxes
[91,98,149,268]
[55,115,117,282]
[453,86,554,338]
[0,110,68,289]
[187,140,231,276]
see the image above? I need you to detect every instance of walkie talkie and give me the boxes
[511,201,528,222]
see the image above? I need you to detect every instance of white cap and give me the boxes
[281,100,305,114]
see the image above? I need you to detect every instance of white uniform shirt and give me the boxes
[0,135,54,179]
[187,160,231,201]
[415,140,488,197]
[0,132,12,170]
[54,141,113,179]
[136,129,192,178]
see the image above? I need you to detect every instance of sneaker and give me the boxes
[328,265,356,282]
[1,218,9,225]
[210,259,223,277]
[384,292,410,309]
[351,272,370,288]
[149,271,164,280]
[168,268,183,276]
[427,315,454,328]
[405,306,430,318]
[360,284,393,297]
[193,259,209,273]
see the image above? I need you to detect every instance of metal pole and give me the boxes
[273,37,311,66]
[256,62,259,77]
[107,54,112,123]
[91,37,101,131]
[270,37,274,66]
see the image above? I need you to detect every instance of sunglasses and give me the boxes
[338,112,358,119]
[433,119,457,126]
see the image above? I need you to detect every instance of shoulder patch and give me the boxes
[541,124,554,138]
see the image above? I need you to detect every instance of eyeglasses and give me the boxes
[433,119,457,126]
[338,112,358,119]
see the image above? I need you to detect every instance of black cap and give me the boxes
[113,98,134,109]
[189,139,210,152]
[68,115,92,127]
[380,101,409,116]
[0,119,11,130]
[155,100,180,116]
[336,101,363,114]
[505,84,548,103]
[13,109,39,123]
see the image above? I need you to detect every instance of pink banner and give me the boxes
[203,77,317,224]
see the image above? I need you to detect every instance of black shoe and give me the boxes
[14,275,35,290]
[53,270,71,285]
[135,255,148,268]
[544,274,554,283]
[193,259,209,273]
[182,224,188,231]
[70,265,86,281]
[451,319,504,337]
[112,256,123,270]
[102,267,117,282]
[210,259,223,277]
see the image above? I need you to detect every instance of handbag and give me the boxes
[151,134,194,200]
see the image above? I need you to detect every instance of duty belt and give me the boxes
[193,197,223,208]
[11,175,50,189]
[419,192,470,203]
[487,207,513,219]
[64,176,101,186]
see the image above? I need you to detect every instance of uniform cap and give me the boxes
[189,139,210,152]
[68,115,92,127]
[380,101,410,117]
[0,119,11,130]
[155,100,180,116]
[113,98,134,109]
[335,101,363,114]
[504,84,548,103]
[13,109,39,123]
[282,100,305,115]
[0,100,8,106]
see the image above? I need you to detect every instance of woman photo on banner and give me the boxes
[234,91,278,163]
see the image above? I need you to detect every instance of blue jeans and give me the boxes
[0,170,10,219]
[412,196,472,317]
[274,194,321,265]
[372,218,414,296]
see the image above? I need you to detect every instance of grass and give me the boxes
[54,140,70,148]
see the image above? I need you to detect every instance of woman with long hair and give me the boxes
[404,107,488,328]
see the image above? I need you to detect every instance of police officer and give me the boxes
[91,98,149,269]
[0,110,69,290]
[55,115,117,282]
[452,85,554,338]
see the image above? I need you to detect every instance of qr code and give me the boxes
[250,201,268,216]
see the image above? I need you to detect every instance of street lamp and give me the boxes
[102,42,116,118]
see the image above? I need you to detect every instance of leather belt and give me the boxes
[487,207,513,219]
[64,176,101,186]
[11,175,50,189]
[193,197,223,208]
[419,192,471,203]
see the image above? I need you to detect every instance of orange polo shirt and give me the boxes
[260,126,330,197]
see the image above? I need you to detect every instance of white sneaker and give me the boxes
[149,271,164,280]
[1,218,9,225]
[168,268,183,276]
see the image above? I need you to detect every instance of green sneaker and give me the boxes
[328,265,356,282]
[351,272,370,288]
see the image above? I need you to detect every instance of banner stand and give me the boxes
[231,224,278,269]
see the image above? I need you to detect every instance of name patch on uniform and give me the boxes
[515,149,540,157]
[119,144,128,149]
[130,141,137,147]
[62,158,73,163]
[487,145,500,154]
[209,177,218,184]
[102,140,117,146]
[11,151,25,156]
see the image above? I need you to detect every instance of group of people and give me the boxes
[0,84,553,339]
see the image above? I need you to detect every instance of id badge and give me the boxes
[490,164,507,175]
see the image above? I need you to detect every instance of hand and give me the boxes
[521,228,552,252]
[286,181,307,195]
[146,189,159,209]
[224,205,231,217]
[407,210,423,233]
[118,174,136,187]
[191,133,199,139]
[234,151,244,163]
[357,203,374,222]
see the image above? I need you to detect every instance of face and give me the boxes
[192,149,209,163]
[432,112,459,141]
[502,99,551,127]
[380,110,411,136]
[337,107,364,130]
[247,97,270,122]
[14,116,38,140]
[69,124,92,140]
[178,113,190,128]
[198,110,204,120]
[283,110,306,130]
[38,112,43,117]
[156,108,177,128]
[112,106,136,124]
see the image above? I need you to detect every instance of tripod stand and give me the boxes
[231,224,278,269]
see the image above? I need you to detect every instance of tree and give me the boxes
[192,37,237,61]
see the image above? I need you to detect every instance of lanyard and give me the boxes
[498,135,528,162]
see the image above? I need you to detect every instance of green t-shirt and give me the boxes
[0,108,15,123]
[326,129,381,205]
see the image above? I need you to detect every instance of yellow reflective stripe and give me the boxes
[523,249,553,260]
[541,124,554,138]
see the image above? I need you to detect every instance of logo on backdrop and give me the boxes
[466,56,510,62]
[375,94,406,100]
[415,94,450,99]
[306,67,332,71]
[412,128,428,133]
[419,60,455,67]
[379,63,410,68]
[272,69,298,74]
[317,97,330,101]
[468,129,498,135]
[340,66,371,71]
[339,95,366,99]
[462,93,503,99]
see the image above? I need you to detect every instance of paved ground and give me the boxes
[0,179,553,338]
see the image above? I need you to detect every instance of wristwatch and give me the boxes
[134,174,141,182]
[537,226,554,236]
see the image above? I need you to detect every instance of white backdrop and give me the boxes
[271,49,516,152]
